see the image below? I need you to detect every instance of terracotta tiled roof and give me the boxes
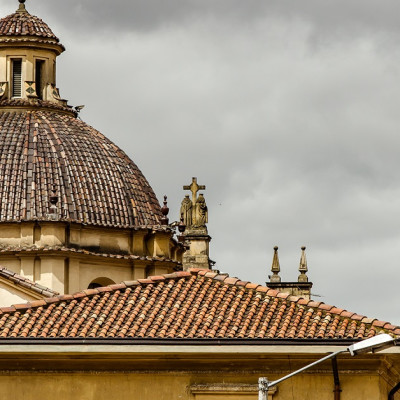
[0,269,398,339]
[0,9,59,40]
[0,266,59,298]
[0,108,162,227]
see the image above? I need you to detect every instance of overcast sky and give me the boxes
[1,0,399,325]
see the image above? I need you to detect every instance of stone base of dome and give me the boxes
[0,221,183,295]
[0,98,76,116]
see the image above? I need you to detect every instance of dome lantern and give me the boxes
[0,0,66,104]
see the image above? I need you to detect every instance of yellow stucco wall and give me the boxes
[0,370,392,400]
[0,279,38,307]
[0,222,182,295]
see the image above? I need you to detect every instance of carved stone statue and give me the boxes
[180,195,192,226]
[180,177,211,270]
[195,194,208,227]
[181,177,208,231]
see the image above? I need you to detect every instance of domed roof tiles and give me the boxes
[0,12,58,41]
[0,105,163,227]
[0,269,398,339]
[0,6,64,51]
[0,9,58,40]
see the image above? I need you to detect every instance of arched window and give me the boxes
[88,277,115,289]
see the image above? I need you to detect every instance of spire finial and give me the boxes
[298,246,308,282]
[178,213,186,234]
[17,0,27,13]
[177,213,186,243]
[160,195,169,225]
[269,246,281,283]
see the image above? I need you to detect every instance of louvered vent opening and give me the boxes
[12,59,22,98]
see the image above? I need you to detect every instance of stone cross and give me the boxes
[183,177,205,204]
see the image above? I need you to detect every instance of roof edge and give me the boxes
[0,266,59,297]
[0,337,376,346]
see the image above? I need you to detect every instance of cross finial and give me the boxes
[269,246,281,283]
[298,246,308,282]
[183,177,206,204]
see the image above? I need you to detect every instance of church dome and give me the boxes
[0,103,163,227]
[0,1,64,52]
[0,1,163,228]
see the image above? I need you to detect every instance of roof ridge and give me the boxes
[0,271,193,316]
[188,268,400,334]
[0,265,59,297]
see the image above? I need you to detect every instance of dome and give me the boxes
[0,2,64,51]
[0,101,163,227]
[0,11,57,39]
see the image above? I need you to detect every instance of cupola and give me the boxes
[0,0,66,104]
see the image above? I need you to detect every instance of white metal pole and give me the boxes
[258,377,269,400]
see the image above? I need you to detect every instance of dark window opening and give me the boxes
[35,60,44,99]
[12,59,22,98]
[88,282,103,289]
[88,277,115,289]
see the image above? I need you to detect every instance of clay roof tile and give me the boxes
[0,270,397,340]
[0,108,163,227]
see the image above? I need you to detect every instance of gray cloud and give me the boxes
[1,0,399,324]
[2,0,400,38]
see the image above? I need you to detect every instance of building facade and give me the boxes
[0,2,398,399]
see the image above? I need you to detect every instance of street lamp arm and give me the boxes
[259,334,395,400]
[267,349,346,389]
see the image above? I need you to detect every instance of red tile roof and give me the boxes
[0,266,59,298]
[0,269,398,339]
[0,9,59,41]
[0,108,163,227]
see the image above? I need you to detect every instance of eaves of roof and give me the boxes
[0,245,181,265]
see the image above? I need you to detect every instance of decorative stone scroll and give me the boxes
[46,83,68,106]
[0,82,7,99]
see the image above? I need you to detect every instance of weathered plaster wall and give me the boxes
[0,370,390,400]
[0,280,37,307]
[0,222,182,295]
